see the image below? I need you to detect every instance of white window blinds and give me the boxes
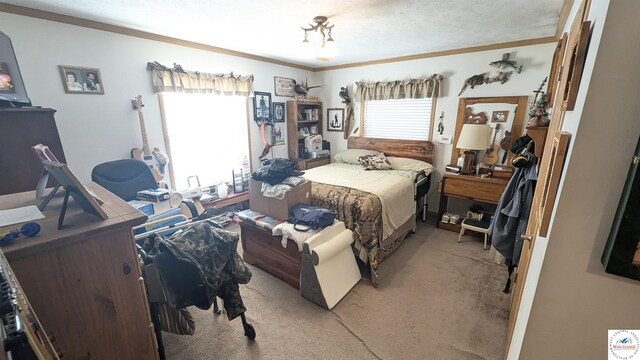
[363,98,432,140]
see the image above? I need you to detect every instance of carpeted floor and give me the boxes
[163,218,510,360]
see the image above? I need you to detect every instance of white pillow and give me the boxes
[386,157,434,174]
[334,149,380,164]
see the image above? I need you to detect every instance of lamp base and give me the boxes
[461,151,476,175]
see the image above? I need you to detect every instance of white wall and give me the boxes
[510,1,640,359]
[0,12,312,185]
[0,11,554,206]
[316,44,555,209]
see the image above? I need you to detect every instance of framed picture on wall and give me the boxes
[273,102,285,122]
[274,76,295,97]
[59,65,104,94]
[327,108,344,132]
[253,91,272,123]
[491,110,509,123]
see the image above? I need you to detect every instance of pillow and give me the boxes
[358,153,393,170]
[386,157,434,174]
[334,149,380,164]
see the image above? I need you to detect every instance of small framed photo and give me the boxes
[327,108,344,132]
[273,123,285,145]
[0,63,15,93]
[253,91,272,124]
[491,110,509,123]
[59,65,104,94]
[274,76,295,97]
[310,125,318,135]
[273,102,285,122]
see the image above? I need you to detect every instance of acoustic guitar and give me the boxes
[482,124,501,165]
[131,95,167,181]
[500,130,513,164]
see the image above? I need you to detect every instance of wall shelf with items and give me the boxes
[286,99,326,170]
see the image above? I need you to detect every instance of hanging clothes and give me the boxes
[490,152,538,292]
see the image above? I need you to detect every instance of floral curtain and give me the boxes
[146,61,254,96]
[355,74,443,101]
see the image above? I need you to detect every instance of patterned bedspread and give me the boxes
[310,182,412,286]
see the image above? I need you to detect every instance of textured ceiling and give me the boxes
[1,0,565,68]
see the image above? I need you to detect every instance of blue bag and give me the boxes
[288,204,336,232]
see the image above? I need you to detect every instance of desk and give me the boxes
[0,184,158,359]
[438,173,508,232]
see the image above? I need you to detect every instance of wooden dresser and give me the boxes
[0,184,158,360]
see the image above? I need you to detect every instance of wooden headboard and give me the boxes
[347,137,435,164]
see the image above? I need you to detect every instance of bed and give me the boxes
[302,137,435,287]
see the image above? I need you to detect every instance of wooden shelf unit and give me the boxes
[286,99,326,170]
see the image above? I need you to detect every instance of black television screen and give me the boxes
[0,31,31,107]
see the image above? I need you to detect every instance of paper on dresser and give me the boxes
[0,206,45,228]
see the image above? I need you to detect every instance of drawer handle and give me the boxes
[521,234,533,242]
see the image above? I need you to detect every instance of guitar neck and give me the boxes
[490,126,500,147]
[137,111,151,155]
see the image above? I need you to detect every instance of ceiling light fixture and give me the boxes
[301,16,339,61]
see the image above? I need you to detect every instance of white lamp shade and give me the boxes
[456,124,492,150]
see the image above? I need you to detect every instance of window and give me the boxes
[161,92,249,190]
[363,98,433,140]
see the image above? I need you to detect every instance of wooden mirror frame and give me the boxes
[450,96,529,167]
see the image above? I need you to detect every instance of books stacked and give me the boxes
[137,189,170,202]
[299,108,319,122]
[235,209,283,231]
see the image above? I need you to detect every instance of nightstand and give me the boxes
[438,173,508,232]
[296,157,330,170]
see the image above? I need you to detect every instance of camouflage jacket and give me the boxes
[145,220,252,320]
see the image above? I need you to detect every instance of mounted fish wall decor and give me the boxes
[490,53,523,73]
[458,52,523,97]
[458,73,487,96]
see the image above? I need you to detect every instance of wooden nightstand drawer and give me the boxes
[297,157,330,170]
[444,177,506,203]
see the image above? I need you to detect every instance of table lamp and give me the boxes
[456,124,491,175]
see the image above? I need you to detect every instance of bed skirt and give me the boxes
[310,182,415,287]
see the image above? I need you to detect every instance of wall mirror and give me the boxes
[450,96,529,168]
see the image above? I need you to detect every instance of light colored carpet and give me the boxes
[163,218,510,360]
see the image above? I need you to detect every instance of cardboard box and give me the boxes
[250,179,311,220]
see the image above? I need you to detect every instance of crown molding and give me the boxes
[313,37,557,72]
[0,3,315,72]
[1,3,557,74]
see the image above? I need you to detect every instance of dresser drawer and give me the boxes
[444,177,506,203]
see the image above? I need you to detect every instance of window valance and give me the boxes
[356,74,443,101]
[146,61,254,96]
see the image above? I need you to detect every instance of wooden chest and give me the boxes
[239,223,301,289]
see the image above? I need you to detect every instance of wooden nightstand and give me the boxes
[296,157,330,170]
[438,173,509,232]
